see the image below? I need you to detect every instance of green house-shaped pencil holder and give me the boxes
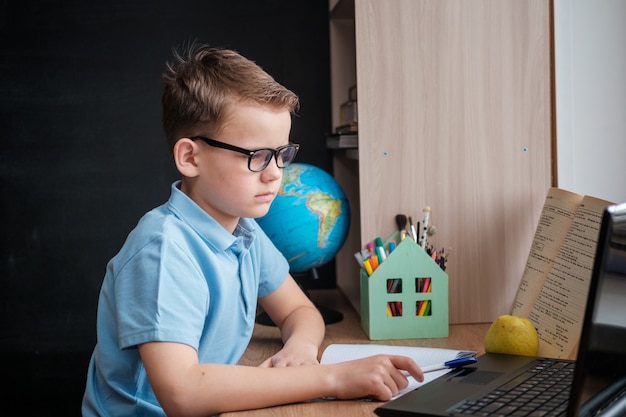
[360,233,449,340]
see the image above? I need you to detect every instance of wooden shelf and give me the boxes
[328,0,553,324]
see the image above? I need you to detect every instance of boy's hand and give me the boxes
[330,354,424,401]
[258,340,319,368]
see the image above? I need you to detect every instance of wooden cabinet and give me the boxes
[329,0,554,324]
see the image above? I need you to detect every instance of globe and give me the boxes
[256,162,350,274]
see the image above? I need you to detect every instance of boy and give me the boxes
[82,44,424,416]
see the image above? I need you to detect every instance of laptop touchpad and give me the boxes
[448,369,502,385]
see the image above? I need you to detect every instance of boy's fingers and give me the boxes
[389,355,424,382]
[258,357,273,368]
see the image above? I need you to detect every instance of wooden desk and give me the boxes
[222,289,490,417]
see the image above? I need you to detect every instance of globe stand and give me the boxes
[255,267,344,326]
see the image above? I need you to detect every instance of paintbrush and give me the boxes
[395,214,409,240]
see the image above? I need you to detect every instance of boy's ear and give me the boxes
[173,138,200,178]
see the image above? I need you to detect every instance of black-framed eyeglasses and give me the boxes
[191,136,300,172]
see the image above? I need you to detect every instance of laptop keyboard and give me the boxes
[448,359,574,417]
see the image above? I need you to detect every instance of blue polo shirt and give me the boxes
[82,181,289,416]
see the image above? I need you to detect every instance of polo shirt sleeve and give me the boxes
[114,235,209,351]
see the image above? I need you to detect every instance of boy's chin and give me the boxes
[252,207,271,219]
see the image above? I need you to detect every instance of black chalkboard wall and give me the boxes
[0,1,332,414]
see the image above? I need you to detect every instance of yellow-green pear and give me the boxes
[484,315,539,356]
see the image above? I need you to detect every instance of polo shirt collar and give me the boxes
[166,181,256,252]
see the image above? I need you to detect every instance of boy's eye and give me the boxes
[249,150,273,171]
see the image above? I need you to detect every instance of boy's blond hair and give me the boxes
[161,43,300,151]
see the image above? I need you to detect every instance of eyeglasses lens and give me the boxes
[277,146,297,167]
[249,150,272,172]
[249,146,298,172]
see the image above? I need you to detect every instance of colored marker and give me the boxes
[363,258,374,276]
[368,254,379,271]
[374,237,387,262]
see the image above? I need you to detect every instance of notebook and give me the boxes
[320,344,477,400]
[376,203,626,417]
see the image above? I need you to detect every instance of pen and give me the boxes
[420,357,477,373]
[400,356,477,377]
[416,221,420,243]
[409,216,418,243]
[420,206,431,248]
[354,251,364,267]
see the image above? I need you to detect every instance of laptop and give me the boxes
[376,203,626,417]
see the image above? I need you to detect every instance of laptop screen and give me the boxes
[568,203,626,417]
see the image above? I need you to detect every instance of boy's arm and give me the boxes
[257,275,325,367]
[139,341,424,416]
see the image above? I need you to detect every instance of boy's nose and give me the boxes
[260,158,282,181]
